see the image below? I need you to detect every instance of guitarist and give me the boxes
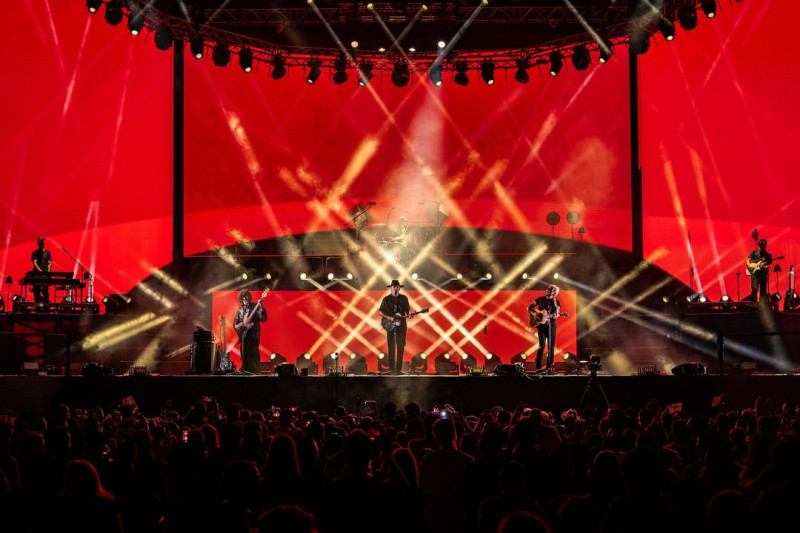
[233,288,268,374]
[746,238,773,304]
[527,284,562,374]
[378,279,412,375]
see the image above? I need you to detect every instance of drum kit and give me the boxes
[373,222,432,264]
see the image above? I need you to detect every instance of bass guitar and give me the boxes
[235,288,269,341]
[529,310,569,327]
[746,255,783,276]
[381,308,429,332]
[218,315,235,372]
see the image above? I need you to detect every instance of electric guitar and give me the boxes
[234,288,269,341]
[746,255,783,276]
[381,308,429,332]
[218,315,235,372]
[529,309,569,327]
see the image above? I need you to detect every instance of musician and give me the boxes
[527,284,562,373]
[747,238,773,303]
[385,215,413,264]
[379,280,412,375]
[233,289,267,374]
[30,236,52,303]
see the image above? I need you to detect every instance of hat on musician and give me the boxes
[238,289,252,302]
[387,280,404,288]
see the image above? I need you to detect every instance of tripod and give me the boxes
[578,370,608,413]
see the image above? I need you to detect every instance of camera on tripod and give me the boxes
[586,354,602,375]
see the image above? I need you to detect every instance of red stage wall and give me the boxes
[211,289,577,373]
[0,2,173,298]
[640,1,800,300]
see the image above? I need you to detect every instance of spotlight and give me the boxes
[128,8,145,36]
[327,272,335,281]
[549,51,563,76]
[661,296,670,303]
[154,24,173,51]
[86,0,102,13]
[391,62,410,87]
[485,273,493,280]
[514,58,529,84]
[429,61,443,87]
[460,353,478,373]
[104,0,123,26]
[770,293,782,305]
[333,53,348,84]
[295,352,317,375]
[323,352,341,374]
[307,59,322,84]
[190,33,204,59]
[212,43,231,67]
[239,48,254,73]
[269,352,287,365]
[434,352,458,375]
[347,352,367,375]
[678,4,698,31]
[410,352,428,373]
[720,294,731,303]
[659,19,675,41]
[700,0,717,18]
[480,60,495,85]
[377,352,391,373]
[454,61,469,86]
[686,293,708,303]
[571,45,590,70]
[270,54,287,79]
[598,38,613,63]
[411,273,419,280]
[510,352,528,364]
[483,353,501,372]
[358,61,373,86]
[300,272,307,280]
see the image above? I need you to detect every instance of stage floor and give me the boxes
[1,373,799,416]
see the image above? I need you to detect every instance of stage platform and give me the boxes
[1,373,799,417]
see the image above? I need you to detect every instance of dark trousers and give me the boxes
[240,334,261,374]
[33,284,49,304]
[535,322,556,369]
[750,271,769,302]
[386,326,406,374]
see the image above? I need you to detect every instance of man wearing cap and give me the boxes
[30,237,52,304]
[746,238,773,303]
[379,280,412,374]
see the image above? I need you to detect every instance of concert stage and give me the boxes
[1,373,800,417]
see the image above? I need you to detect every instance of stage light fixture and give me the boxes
[391,62,410,87]
[270,54,287,79]
[571,45,590,70]
[239,48,253,73]
[269,352,287,365]
[480,60,495,85]
[347,352,367,375]
[307,59,322,84]
[770,293,782,305]
[86,0,102,13]
[629,32,650,55]
[127,8,144,36]
[190,33,204,59]
[720,294,731,303]
[333,53,348,84]
[323,352,342,374]
[454,61,469,86]
[460,353,478,373]
[410,352,428,373]
[700,0,717,18]
[299,272,307,280]
[686,293,707,303]
[483,352,500,372]
[678,4,698,31]
[549,51,563,76]
[434,352,458,375]
[377,352,391,373]
[104,0,123,26]
[429,61,443,87]
[295,352,317,375]
[514,58,529,84]
[212,43,231,67]
[662,296,670,303]
[598,39,613,63]
[154,24,173,51]
[659,19,675,41]
[358,61,373,86]
[510,352,528,364]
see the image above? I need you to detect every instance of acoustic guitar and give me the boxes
[529,309,569,327]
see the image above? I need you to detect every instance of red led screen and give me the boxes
[639,1,800,300]
[211,289,577,373]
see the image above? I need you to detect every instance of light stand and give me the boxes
[578,354,608,413]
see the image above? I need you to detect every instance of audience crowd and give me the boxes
[0,394,799,532]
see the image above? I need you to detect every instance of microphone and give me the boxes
[483,312,488,334]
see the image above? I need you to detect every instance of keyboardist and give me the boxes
[30,236,52,303]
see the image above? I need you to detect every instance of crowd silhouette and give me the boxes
[0,394,798,532]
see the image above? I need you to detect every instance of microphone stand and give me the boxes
[61,247,94,304]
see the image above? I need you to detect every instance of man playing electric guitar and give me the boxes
[527,284,564,374]
[378,279,415,374]
[746,238,773,304]
[233,288,268,374]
